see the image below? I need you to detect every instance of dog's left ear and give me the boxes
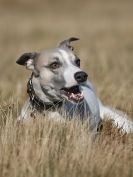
[16,52,39,70]
[59,37,79,51]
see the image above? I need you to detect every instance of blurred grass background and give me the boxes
[0,1,133,177]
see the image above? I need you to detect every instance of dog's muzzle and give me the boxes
[60,72,88,103]
[74,71,88,83]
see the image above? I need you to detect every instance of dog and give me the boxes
[16,37,133,133]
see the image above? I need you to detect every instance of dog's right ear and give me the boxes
[16,52,39,70]
[59,37,79,51]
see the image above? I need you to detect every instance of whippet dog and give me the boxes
[16,37,133,133]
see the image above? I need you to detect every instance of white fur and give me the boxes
[99,100,133,133]
[59,49,82,88]
[59,49,70,62]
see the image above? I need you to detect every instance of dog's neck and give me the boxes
[27,74,62,112]
[31,75,51,103]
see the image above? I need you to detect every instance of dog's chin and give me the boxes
[60,85,84,104]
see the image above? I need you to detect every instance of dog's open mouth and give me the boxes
[60,85,84,103]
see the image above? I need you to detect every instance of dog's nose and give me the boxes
[74,71,88,83]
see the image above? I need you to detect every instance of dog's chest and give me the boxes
[47,111,64,122]
[62,100,90,119]
[43,101,90,121]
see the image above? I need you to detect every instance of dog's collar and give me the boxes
[27,73,62,112]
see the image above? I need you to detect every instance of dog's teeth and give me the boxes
[71,93,74,97]
[61,86,84,103]
[70,94,73,99]
[81,92,83,96]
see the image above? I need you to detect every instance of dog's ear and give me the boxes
[16,52,39,70]
[59,37,79,51]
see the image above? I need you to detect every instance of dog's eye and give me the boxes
[75,59,80,67]
[49,62,60,69]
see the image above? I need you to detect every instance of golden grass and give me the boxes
[0,0,133,177]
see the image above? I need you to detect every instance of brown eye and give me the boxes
[75,59,80,67]
[49,62,60,69]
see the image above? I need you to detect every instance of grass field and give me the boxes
[0,0,133,177]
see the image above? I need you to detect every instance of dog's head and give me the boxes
[16,37,88,103]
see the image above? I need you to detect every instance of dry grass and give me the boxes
[0,0,133,177]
